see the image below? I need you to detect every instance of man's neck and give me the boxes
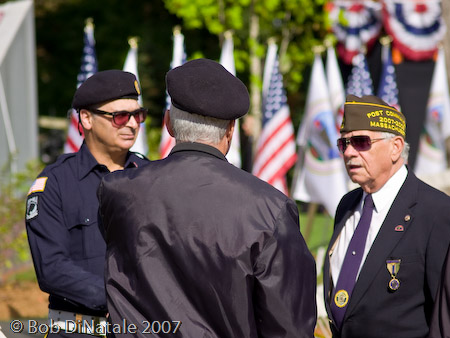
[362,160,405,194]
[87,144,127,172]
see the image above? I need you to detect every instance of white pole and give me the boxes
[0,72,18,174]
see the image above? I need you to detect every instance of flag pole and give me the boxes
[303,202,319,243]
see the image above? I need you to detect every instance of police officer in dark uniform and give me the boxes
[25,70,149,338]
[98,59,317,337]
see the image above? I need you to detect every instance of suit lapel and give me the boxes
[344,172,419,317]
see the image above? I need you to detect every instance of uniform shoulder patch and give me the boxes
[26,195,39,220]
[27,177,48,196]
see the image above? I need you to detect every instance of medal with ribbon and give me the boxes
[386,259,401,291]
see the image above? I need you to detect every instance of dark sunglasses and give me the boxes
[337,135,387,153]
[90,107,147,127]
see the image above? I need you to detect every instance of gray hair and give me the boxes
[379,132,410,161]
[169,104,230,145]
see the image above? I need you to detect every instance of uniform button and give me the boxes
[404,215,411,221]
[85,218,90,223]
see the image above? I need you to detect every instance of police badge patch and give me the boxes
[26,196,39,220]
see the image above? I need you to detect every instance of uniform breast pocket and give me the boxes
[398,254,422,264]
[66,213,106,259]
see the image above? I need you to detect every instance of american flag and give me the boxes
[346,52,374,97]
[159,27,186,159]
[63,19,98,153]
[377,43,400,110]
[252,43,297,195]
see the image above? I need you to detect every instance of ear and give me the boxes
[226,120,235,143]
[79,109,93,131]
[164,110,175,137]
[391,136,404,162]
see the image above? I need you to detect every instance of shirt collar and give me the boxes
[77,142,101,179]
[370,165,408,213]
[77,142,139,180]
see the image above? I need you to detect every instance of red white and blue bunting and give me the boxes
[383,0,446,61]
[326,0,446,63]
[327,1,383,64]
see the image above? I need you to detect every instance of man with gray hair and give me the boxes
[323,94,450,338]
[97,58,317,337]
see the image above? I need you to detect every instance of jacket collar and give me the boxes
[169,142,228,162]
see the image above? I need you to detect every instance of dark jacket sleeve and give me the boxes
[425,201,450,306]
[25,172,106,311]
[253,198,317,338]
[428,245,450,338]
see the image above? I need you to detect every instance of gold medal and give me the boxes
[334,290,349,308]
[388,278,400,291]
[386,259,401,291]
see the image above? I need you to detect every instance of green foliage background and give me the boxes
[0,161,43,279]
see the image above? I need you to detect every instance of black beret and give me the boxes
[341,94,406,138]
[72,70,141,109]
[166,58,250,120]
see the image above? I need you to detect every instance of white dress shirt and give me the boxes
[330,165,408,285]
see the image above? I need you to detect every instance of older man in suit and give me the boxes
[98,58,317,338]
[323,94,450,338]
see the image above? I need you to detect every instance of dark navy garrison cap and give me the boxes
[72,70,141,109]
[166,58,250,120]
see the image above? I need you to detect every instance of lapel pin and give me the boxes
[395,225,404,232]
[404,215,411,222]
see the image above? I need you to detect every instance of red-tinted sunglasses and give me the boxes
[337,135,387,153]
[90,107,147,128]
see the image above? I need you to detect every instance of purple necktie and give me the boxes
[330,194,374,329]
